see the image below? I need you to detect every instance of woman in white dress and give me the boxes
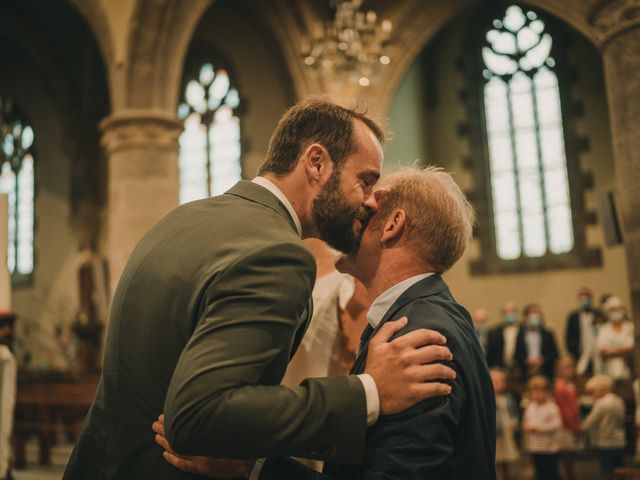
[283,239,370,386]
[595,296,634,381]
[282,240,370,471]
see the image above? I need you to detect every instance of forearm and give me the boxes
[165,374,367,462]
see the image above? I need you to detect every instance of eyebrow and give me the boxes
[359,170,381,181]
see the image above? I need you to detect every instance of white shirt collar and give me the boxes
[252,176,302,237]
[367,273,435,329]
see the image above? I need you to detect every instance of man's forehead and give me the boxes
[353,120,383,160]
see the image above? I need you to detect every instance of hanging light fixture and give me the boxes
[302,0,392,87]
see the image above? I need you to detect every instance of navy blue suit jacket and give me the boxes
[262,274,497,480]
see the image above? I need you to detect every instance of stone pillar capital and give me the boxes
[99,109,183,155]
[100,108,183,293]
[592,0,640,48]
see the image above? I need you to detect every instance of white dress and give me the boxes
[595,321,634,380]
[282,271,355,387]
[495,394,519,463]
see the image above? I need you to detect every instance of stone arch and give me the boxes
[122,0,213,111]
[355,0,605,116]
[254,0,325,100]
[69,0,115,67]
[0,1,111,209]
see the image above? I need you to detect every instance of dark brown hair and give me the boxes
[258,96,384,176]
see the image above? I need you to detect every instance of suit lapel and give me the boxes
[350,274,449,374]
[225,181,311,359]
[225,180,299,234]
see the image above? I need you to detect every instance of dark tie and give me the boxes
[358,324,375,355]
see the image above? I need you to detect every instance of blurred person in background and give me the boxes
[554,357,581,480]
[515,304,559,381]
[523,375,562,480]
[595,296,634,381]
[566,287,601,376]
[582,375,627,479]
[487,301,520,371]
[491,368,519,480]
[473,308,490,356]
[283,239,370,386]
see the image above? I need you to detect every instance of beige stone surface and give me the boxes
[599,9,640,373]
[100,110,182,291]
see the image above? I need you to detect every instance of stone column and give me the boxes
[593,0,640,375]
[100,109,182,293]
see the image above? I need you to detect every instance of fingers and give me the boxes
[408,344,453,364]
[370,317,408,344]
[152,420,165,436]
[163,451,196,473]
[412,382,453,399]
[158,413,165,424]
[410,363,456,382]
[155,434,174,454]
[391,328,447,349]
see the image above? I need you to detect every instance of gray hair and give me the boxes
[585,375,614,392]
[376,166,475,272]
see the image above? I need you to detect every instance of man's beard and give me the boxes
[311,171,375,253]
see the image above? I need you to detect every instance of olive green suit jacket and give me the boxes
[63,181,367,480]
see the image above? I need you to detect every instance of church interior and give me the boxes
[1,0,639,478]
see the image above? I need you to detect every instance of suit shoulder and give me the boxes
[399,296,470,336]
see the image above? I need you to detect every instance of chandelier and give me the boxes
[302,0,392,87]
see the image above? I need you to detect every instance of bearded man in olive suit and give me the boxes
[64,99,455,480]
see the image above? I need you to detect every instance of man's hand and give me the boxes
[364,317,456,415]
[152,414,255,479]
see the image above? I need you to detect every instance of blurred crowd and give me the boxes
[474,288,638,480]
[284,241,638,480]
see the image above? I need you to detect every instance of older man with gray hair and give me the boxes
[155,166,496,479]
[321,166,495,479]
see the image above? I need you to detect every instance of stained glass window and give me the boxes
[0,97,35,279]
[177,63,242,204]
[482,5,573,260]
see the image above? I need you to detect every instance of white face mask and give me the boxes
[609,311,625,323]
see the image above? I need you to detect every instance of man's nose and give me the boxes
[363,192,378,211]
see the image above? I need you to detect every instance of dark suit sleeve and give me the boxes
[543,330,559,379]
[260,457,327,480]
[566,313,580,360]
[164,242,367,463]
[485,328,501,368]
[352,366,464,480]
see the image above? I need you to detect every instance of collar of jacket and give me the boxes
[352,274,449,372]
[225,180,299,235]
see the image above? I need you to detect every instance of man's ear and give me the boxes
[302,143,332,184]
[380,208,406,245]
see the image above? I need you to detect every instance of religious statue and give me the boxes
[0,194,11,314]
[71,245,108,374]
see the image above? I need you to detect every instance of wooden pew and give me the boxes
[12,373,99,468]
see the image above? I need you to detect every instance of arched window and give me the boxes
[0,97,35,281]
[482,5,573,260]
[177,63,242,204]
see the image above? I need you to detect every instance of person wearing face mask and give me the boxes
[595,296,634,381]
[515,304,559,381]
[565,287,605,376]
[486,301,520,371]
